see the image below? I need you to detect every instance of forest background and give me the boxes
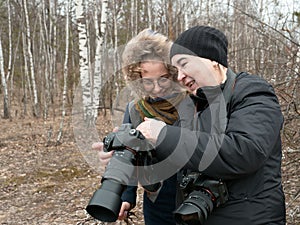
[0,0,299,224]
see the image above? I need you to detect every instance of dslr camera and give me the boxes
[86,123,160,222]
[174,172,229,225]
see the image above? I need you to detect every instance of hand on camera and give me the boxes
[92,127,119,165]
[92,142,114,165]
[118,202,132,220]
[136,117,166,145]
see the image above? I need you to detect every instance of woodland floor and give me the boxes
[0,111,299,225]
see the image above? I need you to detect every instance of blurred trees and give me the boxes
[0,0,298,140]
[0,0,298,139]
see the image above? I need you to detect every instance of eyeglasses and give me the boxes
[141,74,172,89]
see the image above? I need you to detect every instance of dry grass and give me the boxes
[0,111,299,225]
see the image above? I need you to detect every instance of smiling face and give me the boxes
[171,54,225,95]
[140,61,173,98]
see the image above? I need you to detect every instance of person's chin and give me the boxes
[185,86,197,95]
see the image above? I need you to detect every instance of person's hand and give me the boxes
[136,117,166,144]
[92,142,114,165]
[92,127,119,165]
[118,202,132,220]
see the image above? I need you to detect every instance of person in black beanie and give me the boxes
[136,25,286,225]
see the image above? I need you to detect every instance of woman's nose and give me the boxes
[152,81,163,93]
[177,69,186,81]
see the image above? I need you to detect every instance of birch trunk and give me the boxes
[49,0,57,104]
[6,0,12,82]
[131,0,135,36]
[92,0,108,122]
[57,0,70,144]
[4,0,13,118]
[40,1,51,119]
[21,25,31,116]
[147,0,152,29]
[75,0,92,123]
[23,0,39,117]
[0,35,9,119]
[113,0,119,97]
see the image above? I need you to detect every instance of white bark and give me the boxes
[57,0,70,144]
[40,1,50,119]
[6,0,12,82]
[113,0,119,96]
[92,0,108,122]
[131,0,135,36]
[49,0,58,96]
[75,0,92,122]
[21,25,31,116]
[23,0,39,117]
[147,0,152,29]
[0,35,9,118]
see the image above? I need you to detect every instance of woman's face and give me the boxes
[140,61,173,98]
[171,54,223,95]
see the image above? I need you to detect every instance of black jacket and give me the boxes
[156,71,286,225]
[121,94,195,225]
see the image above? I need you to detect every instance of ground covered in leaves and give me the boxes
[0,113,299,224]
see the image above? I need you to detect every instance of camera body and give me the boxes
[174,172,229,225]
[86,123,160,222]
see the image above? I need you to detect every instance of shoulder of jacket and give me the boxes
[128,100,143,128]
[231,72,276,106]
[235,72,272,92]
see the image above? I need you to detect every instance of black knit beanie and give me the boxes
[170,26,228,67]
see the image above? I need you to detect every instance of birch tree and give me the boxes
[57,0,70,144]
[92,0,108,122]
[49,0,58,102]
[0,0,14,119]
[147,0,152,29]
[75,0,92,123]
[40,1,50,119]
[6,0,12,85]
[23,0,39,117]
[40,0,57,118]
[131,0,137,36]
[0,35,9,119]
[21,24,30,116]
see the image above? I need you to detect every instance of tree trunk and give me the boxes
[147,0,152,29]
[57,0,70,144]
[21,24,30,117]
[92,0,108,122]
[23,0,39,117]
[0,35,10,119]
[75,0,92,123]
[6,0,12,83]
[167,0,174,40]
[40,1,50,119]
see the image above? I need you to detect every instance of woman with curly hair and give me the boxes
[93,29,193,225]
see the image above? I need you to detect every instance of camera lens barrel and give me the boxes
[86,180,124,222]
[174,190,213,225]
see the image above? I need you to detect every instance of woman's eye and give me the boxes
[142,79,153,86]
[159,77,169,83]
[180,62,187,68]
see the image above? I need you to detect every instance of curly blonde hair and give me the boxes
[122,29,178,82]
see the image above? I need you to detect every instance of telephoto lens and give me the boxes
[86,179,125,222]
[174,172,228,225]
[86,123,158,222]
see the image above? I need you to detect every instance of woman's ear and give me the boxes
[212,61,220,70]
